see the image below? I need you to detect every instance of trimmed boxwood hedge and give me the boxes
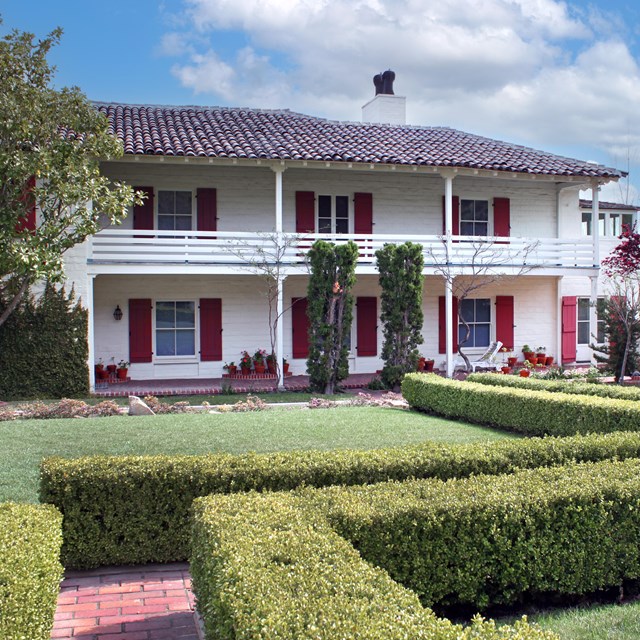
[42,430,640,568]
[0,502,63,640]
[468,372,640,400]
[192,491,556,640]
[402,373,640,436]
[322,458,640,610]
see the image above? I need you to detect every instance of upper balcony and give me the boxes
[87,229,598,277]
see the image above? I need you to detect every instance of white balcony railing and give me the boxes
[89,229,597,271]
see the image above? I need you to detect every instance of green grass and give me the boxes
[0,406,511,503]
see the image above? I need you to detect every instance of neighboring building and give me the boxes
[55,79,628,388]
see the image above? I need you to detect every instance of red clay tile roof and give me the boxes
[94,102,623,178]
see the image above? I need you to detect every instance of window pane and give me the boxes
[335,196,348,218]
[460,221,474,235]
[578,298,590,321]
[458,324,468,345]
[475,221,488,235]
[156,302,175,329]
[475,201,488,221]
[336,218,349,234]
[460,299,475,323]
[158,215,174,230]
[176,330,195,355]
[318,218,331,233]
[318,195,331,218]
[577,322,590,344]
[175,191,192,215]
[158,191,174,214]
[475,324,490,347]
[176,302,195,328]
[582,212,591,236]
[461,200,474,218]
[597,321,605,344]
[156,331,174,356]
[175,215,192,230]
[623,214,633,229]
[476,299,491,322]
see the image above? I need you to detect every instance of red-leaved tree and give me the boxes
[602,224,640,276]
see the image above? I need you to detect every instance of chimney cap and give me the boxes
[373,69,395,95]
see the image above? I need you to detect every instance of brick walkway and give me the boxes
[51,563,202,640]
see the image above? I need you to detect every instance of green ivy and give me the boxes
[376,242,424,390]
[306,240,358,394]
[0,284,89,399]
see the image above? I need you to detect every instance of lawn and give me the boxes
[0,405,512,503]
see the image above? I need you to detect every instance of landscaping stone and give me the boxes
[128,396,155,416]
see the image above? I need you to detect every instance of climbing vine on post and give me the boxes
[376,242,424,390]
[306,240,358,394]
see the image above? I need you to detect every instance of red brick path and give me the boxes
[51,563,201,640]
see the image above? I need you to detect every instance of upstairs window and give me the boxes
[158,190,193,231]
[318,195,349,234]
[156,301,196,356]
[459,298,491,348]
[460,199,489,236]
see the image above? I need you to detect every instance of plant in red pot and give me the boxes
[266,353,277,375]
[224,361,237,376]
[117,360,129,380]
[522,344,535,362]
[240,351,253,375]
[253,349,267,374]
[106,357,117,374]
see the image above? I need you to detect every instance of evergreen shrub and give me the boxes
[0,502,63,640]
[41,430,640,568]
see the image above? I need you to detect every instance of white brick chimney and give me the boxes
[362,69,406,125]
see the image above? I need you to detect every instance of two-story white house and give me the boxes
[58,87,626,389]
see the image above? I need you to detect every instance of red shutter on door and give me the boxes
[15,175,36,232]
[562,296,577,363]
[354,193,373,234]
[442,195,460,235]
[292,297,309,359]
[356,297,377,356]
[438,296,459,354]
[197,188,217,233]
[493,197,510,242]
[295,191,315,233]
[495,296,514,351]
[129,299,153,363]
[133,186,154,230]
[200,298,222,361]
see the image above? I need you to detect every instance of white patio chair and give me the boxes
[455,340,503,372]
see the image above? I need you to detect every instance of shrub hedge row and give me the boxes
[468,372,640,400]
[323,458,640,609]
[42,430,640,568]
[0,502,63,640]
[402,373,640,436]
[192,491,556,640]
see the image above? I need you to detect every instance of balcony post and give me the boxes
[591,179,600,267]
[441,170,457,377]
[272,165,286,233]
[277,274,286,391]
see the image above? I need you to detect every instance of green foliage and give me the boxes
[402,373,640,437]
[306,240,358,394]
[0,502,63,640]
[592,297,640,381]
[40,430,640,568]
[468,371,640,401]
[0,22,140,324]
[191,491,556,639]
[376,242,424,389]
[325,459,640,610]
[0,284,89,399]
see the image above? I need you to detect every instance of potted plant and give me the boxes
[253,349,267,374]
[240,351,252,375]
[545,355,554,366]
[423,357,435,372]
[536,346,546,361]
[224,361,237,376]
[106,357,117,374]
[266,352,277,375]
[117,360,129,380]
[519,360,534,377]
[283,357,289,375]
[522,344,535,361]
[417,356,426,372]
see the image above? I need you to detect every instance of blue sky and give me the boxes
[3,0,640,202]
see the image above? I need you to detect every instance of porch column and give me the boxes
[276,274,286,391]
[272,165,286,233]
[441,171,456,377]
[591,180,600,267]
[87,274,96,391]
[589,275,599,363]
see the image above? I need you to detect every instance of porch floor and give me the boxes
[93,372,380,397]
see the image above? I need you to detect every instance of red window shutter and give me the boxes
[562,296,577,363]
[495,296,514,351]
[292,297,309,359]
[133,186,154,230]
[442,195,460,235]
[129,299,152,363]
[356,297,377,356]
[16,175,36,232]
[438,296,459,354]
[197,188,217,233]
[493,197,510,241]
[296,191,315,233]
[354,193,373,234]
[200,298,222,361]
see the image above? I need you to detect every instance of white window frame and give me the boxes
[156,188,195,232]
[460,198,491,236]
[577,297,605,345]
[458,297,492,351]
[582,210,635,237]
[153,299,199,362]
[316,194,352,234]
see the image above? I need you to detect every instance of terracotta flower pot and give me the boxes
[117,368,128,380]
[283,363,290,374]
[523,351,535,360]
[519,369,530,377]
[254,363,266,374]
[241,365,251,375]
[507,357,518,367]
[106,364,117,374]
[424,360,435,372]
[227,365,237,376]
[267,362,276,375]
[417,357,426,372]
[501,366,511,374]
[545,356,554,366]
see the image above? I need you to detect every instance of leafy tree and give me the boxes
[376,242,424,390]
[306,240,358,394]
[601,224,640,276]
[0,22,141,326]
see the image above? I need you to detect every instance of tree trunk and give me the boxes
[0,278,30,328]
